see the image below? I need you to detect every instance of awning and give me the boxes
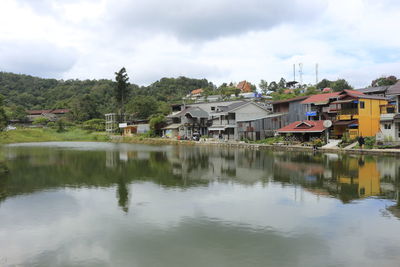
[314,100,330,105]
[162,123,182,130]
[331,99,355,104]
[333,120,357,126]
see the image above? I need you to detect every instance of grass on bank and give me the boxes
[0,127,110,145]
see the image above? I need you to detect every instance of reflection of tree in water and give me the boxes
[117,177,130,213]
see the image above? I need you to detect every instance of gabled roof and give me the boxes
[301,90,365,105]
[387,81,400,96]
[277,120,327,133]
[272,95,308,105]
[236,81,252,93]
[356,85,390,94]
[301,92,341,104]
[27,109,70,115]
[191,88,203,95]
[172,107,209,118]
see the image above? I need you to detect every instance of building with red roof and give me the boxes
[26,109,71,122]
[277,120,328,141]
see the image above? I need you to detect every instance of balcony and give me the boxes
[337,109,358,120]
[338,109,358,115]
[219,119,236,126]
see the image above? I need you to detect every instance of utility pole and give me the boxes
[316,63,319,85]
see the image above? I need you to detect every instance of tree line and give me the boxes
[0,69,398,131]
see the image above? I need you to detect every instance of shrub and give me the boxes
[364,136,376,149]
[149,114,166,136]
[47,121,55,128]
[32,117,50,125]
[82,119,105,131]
[56,119,66,133]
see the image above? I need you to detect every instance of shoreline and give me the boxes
[113,136,400,157]
[2,131,400,157]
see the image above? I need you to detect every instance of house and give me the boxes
[237,113,288,140]
[236,81,253,93]
[377,81,400,142]
[209,101,271,140]
[166,106,209,139]
[27,109,70,122]
[333,93,387,139]
[356,85,391,98]
[119,120,150,136]
[298,89,387,139]
[277,120,329,141]
[272,96,308,124]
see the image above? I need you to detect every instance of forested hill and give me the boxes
[0,72,215,120]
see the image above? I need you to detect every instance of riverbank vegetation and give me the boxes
[0,127,109,145]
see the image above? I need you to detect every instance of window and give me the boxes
[385,124,391,130]
[360,101,365,109]
[211,107,215,111]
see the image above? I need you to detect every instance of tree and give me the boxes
[259,80,269,94]
[126,95,158,119]
[268,81,278,91]
[371,76,398,87]
[331,79,353,91]
[278,77,287,89]
[114,67,130,115]
[316,79,332,90]
[157,101,171,115]
[149,114,166,136]
[8,105,27,122]
[316,78,352,91]
[56,118,66,132]
[0,94,7,131]
[69,94,100,122]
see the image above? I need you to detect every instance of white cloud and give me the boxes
[0,0,400,87]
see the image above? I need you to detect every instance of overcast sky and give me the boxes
[1,0,400,88]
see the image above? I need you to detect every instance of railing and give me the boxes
[338,109,358,115]
[219,120,236,125]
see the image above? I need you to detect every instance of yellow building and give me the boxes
[333,93,387,139]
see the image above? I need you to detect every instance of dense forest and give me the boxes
[0,72,216,121]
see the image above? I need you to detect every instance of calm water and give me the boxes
[0,142,400,267]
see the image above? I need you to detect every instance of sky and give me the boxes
[1,0,400,88]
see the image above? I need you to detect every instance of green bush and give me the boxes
[364,136,376,149]
[32,117,50,125]
[82,119,105,131]
[47,121,55,127]
[56,119,66,133]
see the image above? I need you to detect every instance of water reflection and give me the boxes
[1,142,400,266]
[1,143,400,209]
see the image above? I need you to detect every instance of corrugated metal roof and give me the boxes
[356,86,389,94]
[277,120,327,133]
[387,81,400,95]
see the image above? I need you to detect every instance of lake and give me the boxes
[0,142,399,267]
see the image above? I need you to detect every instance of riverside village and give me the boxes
[100,78,400,151]
[2,0,400,264]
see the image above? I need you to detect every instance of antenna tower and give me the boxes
[298,63,303,85]
[293,64,296,81]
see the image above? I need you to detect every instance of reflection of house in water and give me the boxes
[167,146,272,184]
[272,154,400,203]
[338,160,380,198]
[106,150,151,167]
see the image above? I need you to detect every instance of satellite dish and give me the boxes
[323,120,332,128]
